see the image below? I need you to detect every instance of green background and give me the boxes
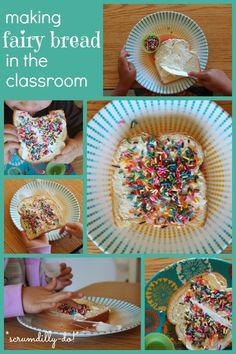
[0,0,233,353]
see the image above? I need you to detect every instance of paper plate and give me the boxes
[126,11,208,94]
[17,296,140,337]
[145,258,232,349]
[10,180,80,241]
[87,100,232,254]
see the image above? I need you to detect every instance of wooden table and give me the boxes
[145,257,232,283]
[87,101,232,254]
[4,281,140,350]
[104,4,232,92]
[4,179,83,254]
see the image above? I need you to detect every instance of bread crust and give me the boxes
[166,272,232,350]
[112,133,207,228]
[13,109,67,164]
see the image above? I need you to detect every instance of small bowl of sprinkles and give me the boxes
[142,33,160,53]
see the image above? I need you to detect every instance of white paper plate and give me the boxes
[126,11,208,94]
[10,180,80,241]
[87,100,232,254]
[17,296,140,337]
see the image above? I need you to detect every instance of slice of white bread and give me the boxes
[155,39,201,84]
[112,133,206,228]
[14,109,67,163]
[51,298,110,322]
[167,272,232,350]
[18,194,64,239]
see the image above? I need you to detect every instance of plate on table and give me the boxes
[18,296,141,337]
[126,11,208,94]
[10,180,80,241]
[87,100,232,254]
[145,258,232,350]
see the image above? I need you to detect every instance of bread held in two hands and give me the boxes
[14,109,67,163]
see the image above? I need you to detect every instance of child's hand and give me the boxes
[22,232,49,249]
[52,138,80,164]
[55,263,73,290]
[60,222,83,238]
[113,47,136,96]
[189,69,232,95]
[22,278,83,314]
[4,124,20,164]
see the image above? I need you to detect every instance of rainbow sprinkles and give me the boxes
[14,110,67,163]
[113,133,207,228]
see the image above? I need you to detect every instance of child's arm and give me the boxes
[4,284,25,318]
[189,69,232,95]
[22,232,51,254]
[113,47,136,96]
[5,278,83,318]
[4,124,20,165]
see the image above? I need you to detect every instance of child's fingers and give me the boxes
[38,302,57,312]
[4,133,19,143]
[4,124,18,136]
[44,278,57,291]
[65,223,83,236]
[65,222,82,230]
[128,61,136,71]
[59,226,66,235]
[57,273,73,282]
[4,142,20,152]
[62,280,72,287]
[21,232,30,246]
[71,291,84,299]
[59,266,72,277]
[45,291,73,303]
[188,71,209,80]
[60,263,67,271]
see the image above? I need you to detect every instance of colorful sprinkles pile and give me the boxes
[143,34,160,53]
[17,110,65,161]
[58,303,90,316]
[21,197,60,236]
[183,276,232,349]
[117,135,203,226]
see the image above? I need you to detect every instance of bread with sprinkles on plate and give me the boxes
[112,133,206,228]
[167,272,232,350]
[18,194,64,239]
[14,109,67,163]
[52,298,110,322]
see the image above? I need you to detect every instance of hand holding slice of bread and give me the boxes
[14,109,67,163]
[18,194,64,239]
[167,273,232,350]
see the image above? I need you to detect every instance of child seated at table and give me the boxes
[113,47,232,96]
[4,100,83,175]
[4,258,83,318]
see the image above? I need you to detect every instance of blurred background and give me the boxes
[43,257,141,290]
